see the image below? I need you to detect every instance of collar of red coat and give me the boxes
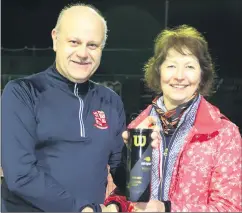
[193,96,228,134]
[128,96,228,135]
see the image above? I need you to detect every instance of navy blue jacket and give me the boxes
[1,66,126,212]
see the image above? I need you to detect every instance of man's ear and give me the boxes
[51,28,58,52]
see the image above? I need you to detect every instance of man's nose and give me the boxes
[76,46,88,59]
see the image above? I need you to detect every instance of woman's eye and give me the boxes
[187,65,195,69]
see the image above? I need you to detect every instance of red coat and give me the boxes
[105,97,242,212]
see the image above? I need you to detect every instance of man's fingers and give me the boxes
[122,131,128,144]
[106,204,119,212]
[82,207,94,212]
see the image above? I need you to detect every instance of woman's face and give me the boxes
[159,48,201,110]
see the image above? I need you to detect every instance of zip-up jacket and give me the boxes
[1,66,126,212]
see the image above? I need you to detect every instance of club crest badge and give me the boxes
[93,110,109,129]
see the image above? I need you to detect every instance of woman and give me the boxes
[104,25,241,212]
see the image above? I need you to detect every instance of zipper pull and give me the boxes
[163,148,168,157]
[74,83,77,95]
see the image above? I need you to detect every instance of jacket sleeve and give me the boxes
[171,124,242,212]
[108,97,127,192]
[1,81,100,212]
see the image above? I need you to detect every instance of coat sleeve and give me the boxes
[1,81,100,212]
[171,124,242,212]
[108,97,127,192]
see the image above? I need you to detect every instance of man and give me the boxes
[1,3,159,212]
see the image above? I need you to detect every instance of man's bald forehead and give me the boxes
[56,5,105,32]
[54,3,108,47]
[63,6,101,19]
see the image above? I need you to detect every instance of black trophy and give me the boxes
[126,128,152,202]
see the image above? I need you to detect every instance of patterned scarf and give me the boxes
[152,94,198,135]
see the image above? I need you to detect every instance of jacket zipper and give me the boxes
[74,83,85,137]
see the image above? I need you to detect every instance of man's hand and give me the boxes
[133,200,165,212]
[100,204,119,212]
[82,204,118,212]
[122,116,161,149]
[81,206,94,212]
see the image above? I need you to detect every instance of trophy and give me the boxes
[125,128,152,202]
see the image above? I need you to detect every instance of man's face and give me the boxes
[52,9,105,83]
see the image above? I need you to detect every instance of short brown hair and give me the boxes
[144,25,216,96]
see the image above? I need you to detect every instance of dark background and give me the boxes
[2,0,242,130]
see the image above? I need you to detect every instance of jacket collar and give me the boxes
[130,96,227,134]
[193,96,227,134]
[46,65,94,96]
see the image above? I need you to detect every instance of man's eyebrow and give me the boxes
[66,36,79,40]
[88,40,101,43]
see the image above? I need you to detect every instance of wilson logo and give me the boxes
[133,135,146,147]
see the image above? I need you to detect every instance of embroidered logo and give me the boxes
[93,111,109,129]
